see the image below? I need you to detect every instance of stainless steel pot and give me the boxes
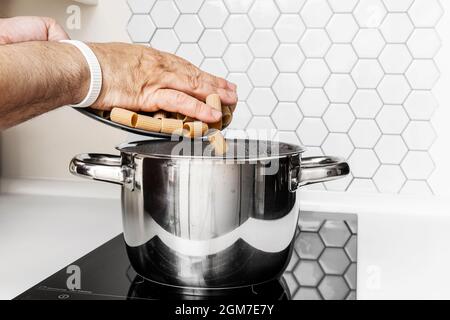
[70,139,349,290]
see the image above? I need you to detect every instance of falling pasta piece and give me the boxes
[161,118,184,135]
[206,94,223,130]
[110,108,138,127]
[221,106,233,128]
[153,111,168,119]
[208,130,228,156]
[135,115,162,133]
[183,121,208,138]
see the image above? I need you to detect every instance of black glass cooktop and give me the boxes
[15,234,290,300]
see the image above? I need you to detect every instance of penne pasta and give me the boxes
[110,108,138,127]
[208,130,228,156]
[221,106,233,128]
[206,94,223,130]
[183,121,208,138]
[135,115,162,133]
[161,118,184,135]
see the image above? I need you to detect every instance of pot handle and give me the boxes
[69,154,133,187]
[289,156,350,191]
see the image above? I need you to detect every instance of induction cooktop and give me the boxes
[15,234,290,300]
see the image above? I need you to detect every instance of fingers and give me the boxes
[42,17,70,41]
[149,89,222,123]
[201,72,229,89]
[162,59,238,106]
[200,72,238,104]
[167,74,237,107]
[203,73,237,92]
[194,69,238,104]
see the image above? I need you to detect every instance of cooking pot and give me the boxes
[69,139,349,290]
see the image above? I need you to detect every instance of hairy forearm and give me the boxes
[0,41,89,130]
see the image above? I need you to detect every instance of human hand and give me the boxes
[88,43,237,123]
[0,16,69,44]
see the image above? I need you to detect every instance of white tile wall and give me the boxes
[126,0,443,195]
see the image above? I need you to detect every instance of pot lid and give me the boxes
[117,139,304,161]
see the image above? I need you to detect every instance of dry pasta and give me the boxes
[111,108,138,127]
[183,121,208,138]
[161,118,184,135]
[208,130,228,156]
[206,94,223,130]
[135,115,162,133]
[221,106,233,128]
[91,92,236,136]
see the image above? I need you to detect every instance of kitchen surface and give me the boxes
[1,0,450,302]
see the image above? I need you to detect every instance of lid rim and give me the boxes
[117,139,305,161]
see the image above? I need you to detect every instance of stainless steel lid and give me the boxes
[117,139,305,161]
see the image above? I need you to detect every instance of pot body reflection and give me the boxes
[69,139,349,289]
[122,155,299,289]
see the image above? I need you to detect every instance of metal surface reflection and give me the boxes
[69,139,350,289]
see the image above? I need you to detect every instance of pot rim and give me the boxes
[117,138,305,161]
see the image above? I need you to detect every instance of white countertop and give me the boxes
[0,193,122,300]
[2,185,450,300]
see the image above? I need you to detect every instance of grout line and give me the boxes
[125,0,444,196]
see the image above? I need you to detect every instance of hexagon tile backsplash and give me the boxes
[283,212,358,300]
[127,0,443,195]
